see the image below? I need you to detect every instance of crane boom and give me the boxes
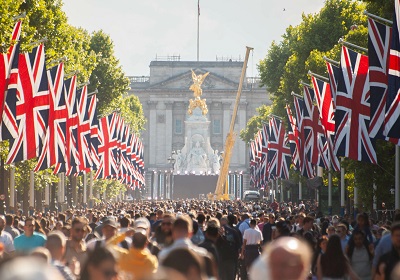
[212,46,253,200]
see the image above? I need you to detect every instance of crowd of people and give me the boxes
[0,198,399,280]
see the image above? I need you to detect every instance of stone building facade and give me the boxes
[128,59,271,199]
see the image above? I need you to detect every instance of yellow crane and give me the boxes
[210,46,253,200]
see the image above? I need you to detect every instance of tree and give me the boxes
[88,30,131,114]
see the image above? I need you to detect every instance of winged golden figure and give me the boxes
[189,70,209,99]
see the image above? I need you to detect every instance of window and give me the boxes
[213,119,221,134]
[175,119,182,134]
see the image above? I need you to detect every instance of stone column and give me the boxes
[165,101,173,162]
[148,101,158,164]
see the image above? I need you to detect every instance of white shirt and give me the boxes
[243,228,263,245]
[0,230,15,253]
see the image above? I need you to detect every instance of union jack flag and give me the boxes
[35,63,66,171]
[0,21,21,140]
[285,104,300,170]
[76,86,93,174]
[7,44,50,164]
[54,76,78,174]
[302,86,327,168]
[335,46,377,164]
[311,76,340,171]
[326,61,341,103]
[293,96,315,178]
[267,117,291,180]
[95,113,119,179]
[88,95,100,170]
[384,1,400,138]
[368,18,392,139]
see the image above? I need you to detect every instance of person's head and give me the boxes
[302,217,314,231]
[71,217,88,242]
[5,214,13,226]
[205,218,220,241]
[249,219,257,228]
[134,217,151,237]
[326,225,335,236]
[172,215,193,240]
[119,216,130,228]
[335,223,347,238]
[351,229,366,248]
[161,214,175,234]
[101,217,118,240]
[132,229,148,249]
[80,247,118,280]
[255,237,312,280]
[24,217,35,237]
[324,234,343,257]
[356,213,369,228]
[317,235,329,253]
[45,230,66,261]
[161,248,206,280]
[391,222,400,250]
[156,209,164,219]
[268,213,275,224]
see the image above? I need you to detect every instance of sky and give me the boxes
[62,0,326,77]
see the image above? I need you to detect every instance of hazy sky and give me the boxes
[62,0,325,76]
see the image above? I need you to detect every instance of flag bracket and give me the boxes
[308,70,330,83]
[300,80,312,88]
[323,56,339,66]
[364,10,392,25]
[13,12,26,21]
[48,56,68,67]
[28,37,48,47]
[338,38,368,53]
[290,91,303,99]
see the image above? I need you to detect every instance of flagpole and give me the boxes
[328,168,332,215]
[364,10,393,25]
[338,38,368,53]
[396,146,399,209]
[308,70,330,83]
[197,0,200,61]
[340,158,345,216]
[323,56,340,66]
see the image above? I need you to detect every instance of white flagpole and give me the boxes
[341,158,345,216]
[197,0,200,61]
[328,168,332,214]
[396,146,399,209]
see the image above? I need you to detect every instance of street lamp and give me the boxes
[167,152,176,200]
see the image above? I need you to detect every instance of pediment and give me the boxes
[148,69,239,91]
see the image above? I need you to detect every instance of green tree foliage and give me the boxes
[88,30,131,114]
[240,105,272,143]
[0,1,145,200]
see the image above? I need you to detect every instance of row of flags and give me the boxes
[0,21,145,189]
[250,2,400,188]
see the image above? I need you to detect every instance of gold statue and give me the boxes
[188,70,210,116]
[189,70,209,99]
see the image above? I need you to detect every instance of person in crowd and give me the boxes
[79,246,118,280]
[376,222,400,280]
[336,223,350,252]
[118,228,158,279]
[220,215,241,280]
[0,215,15,255]
[4,214,20,239]
[152,214,175,248]
[86,217,119,250]
[45,231,76,280]
[238,213,251,236]
[250,236,312,280]
[64,217,88,272]
[161,248,207,280]
[298,216,317,251]
[354,213,374,245]
[199,218,220,265]
[347,230,373,280]
[240,219,262,271]
[317,234,360,280]
[262,213,275,244]
[158,214,209,263]
[14,217,46,253]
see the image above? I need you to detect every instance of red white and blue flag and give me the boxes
[267,117,291,180]
[7,44,50,164]
[311,76,341,171]
[0,21,21,140]
[335,46,377,164]
[368,18,392,139]
[35,63,66,171]
[285,104,300,170]
[384,1,400,138]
